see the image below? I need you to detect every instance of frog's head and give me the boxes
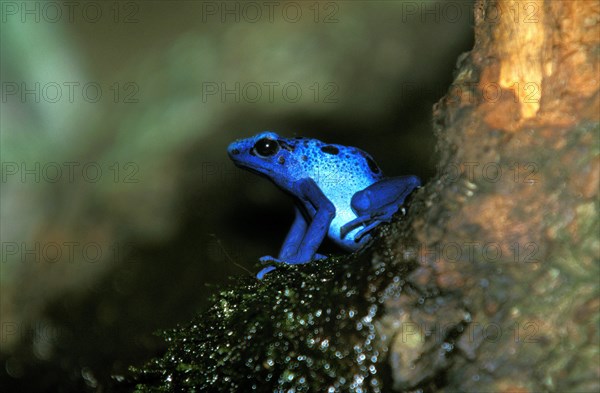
[228,131,299,187]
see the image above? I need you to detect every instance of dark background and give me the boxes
[0,1,473,391]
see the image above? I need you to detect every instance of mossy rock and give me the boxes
[128,221,425,392]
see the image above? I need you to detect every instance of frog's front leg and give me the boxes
[257,206,307,278]
[257,178,335,278]
[294,178,335,261]
[340,175,421,241]
[278,206,307,259]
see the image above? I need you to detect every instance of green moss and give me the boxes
[130,234,417,392]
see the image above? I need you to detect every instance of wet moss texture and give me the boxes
[129,219,443,392]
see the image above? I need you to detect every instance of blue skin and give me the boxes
[228,132,421,279]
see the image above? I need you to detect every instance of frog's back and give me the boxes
[291,137,383,189]
[290,136,383,250]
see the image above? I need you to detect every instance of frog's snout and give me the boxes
[227,142,242,158]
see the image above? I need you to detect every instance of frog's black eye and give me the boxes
[253,138,280,158]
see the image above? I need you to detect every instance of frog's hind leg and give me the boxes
[341,175,421,240]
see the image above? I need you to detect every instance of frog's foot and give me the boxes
[259,255,283,264]
[340,216,372,240]
[256,256,282,279]
[257,254,327,279]
[340,212,387,241]
[353,220,385,241]
[314,253,327,260]
[256,265,277,279]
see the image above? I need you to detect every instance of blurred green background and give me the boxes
[1,1,473,391]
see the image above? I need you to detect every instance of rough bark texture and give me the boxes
[388,0,599,391]
[131,1,599,392]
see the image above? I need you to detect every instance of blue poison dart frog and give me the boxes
[227,132,421,279]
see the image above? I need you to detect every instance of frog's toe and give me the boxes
[340,216,370,239]
[314,253,327,260]
[354,221,382,241]
[256,265,276,279]
[259,255,280,264]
